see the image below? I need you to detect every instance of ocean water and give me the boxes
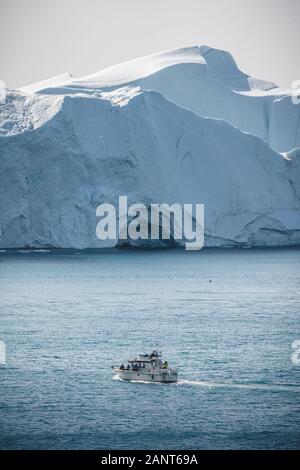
[0,248,299,450]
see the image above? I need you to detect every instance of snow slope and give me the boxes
[0,86,299,249]
[19,45,300,153]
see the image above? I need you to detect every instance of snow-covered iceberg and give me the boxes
[0,46,299,249]
[19,45,300,153]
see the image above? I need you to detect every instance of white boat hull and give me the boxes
[114,368,178,383]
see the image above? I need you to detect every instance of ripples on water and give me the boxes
[0,248,299,449]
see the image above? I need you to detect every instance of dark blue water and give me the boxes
[0,248,299,449]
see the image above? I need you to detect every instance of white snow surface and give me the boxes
[18,45,300,153]
[0,45,299,249]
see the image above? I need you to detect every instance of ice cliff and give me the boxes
[0,46,299,249]
[20,45,300,154]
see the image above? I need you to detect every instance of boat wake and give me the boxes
[179,379,300,393]
[113,375,300,392]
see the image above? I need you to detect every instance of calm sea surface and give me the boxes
[0,248,299,449]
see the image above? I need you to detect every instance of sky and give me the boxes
[0,0,299,90]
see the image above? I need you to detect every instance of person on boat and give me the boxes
[120,364,125,370]
[126,364,130,370]
[162,361,168,369]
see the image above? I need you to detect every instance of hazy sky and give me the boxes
[1,0,299,89]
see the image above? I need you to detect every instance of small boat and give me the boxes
[112,349,178,383]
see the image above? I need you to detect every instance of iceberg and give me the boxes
[19,45,300,153]
[0,46,299,249]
